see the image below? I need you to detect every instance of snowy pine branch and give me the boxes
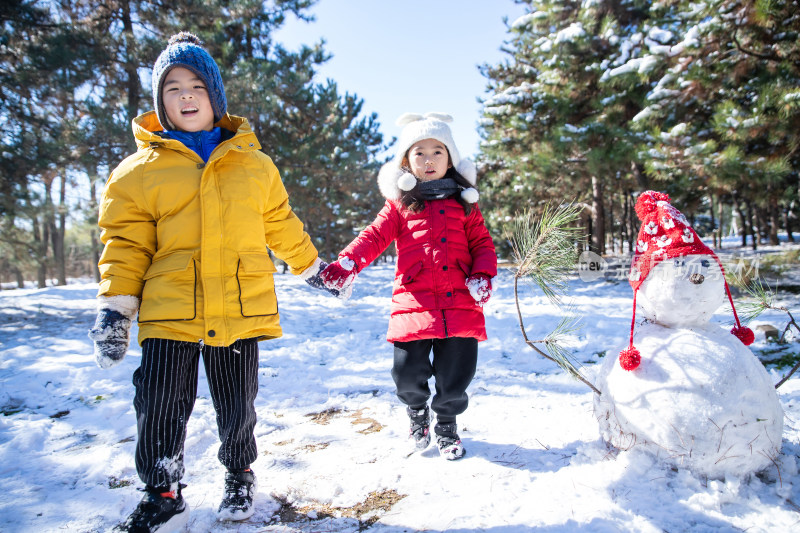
[729,268,800,389]
[509,203,583,306]
[508,203,600,395]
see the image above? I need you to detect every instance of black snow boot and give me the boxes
[112,483,189,532]
[218,468,257,521]
[435,421,465,461]
[407,405,431,451]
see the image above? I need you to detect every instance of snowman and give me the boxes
[593,191,784,479]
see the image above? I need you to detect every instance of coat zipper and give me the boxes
[442,310,449,338]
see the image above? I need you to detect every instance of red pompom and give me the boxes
[619,346,641,371]
[731,326,755,346]
[634,190,670,221]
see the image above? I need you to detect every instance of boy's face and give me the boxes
[162,67,215,132]
[406,138,451,181]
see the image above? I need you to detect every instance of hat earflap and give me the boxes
[456,158,477,186]
[619,289,642,371]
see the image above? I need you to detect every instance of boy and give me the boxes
[89,32,333,532]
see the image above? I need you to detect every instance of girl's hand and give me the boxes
[301,258,345,298]
[320,257,357,295]
[466,274,492,307]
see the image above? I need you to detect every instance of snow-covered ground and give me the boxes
[1,257,799,532]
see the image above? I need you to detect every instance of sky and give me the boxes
[273,0,528,158]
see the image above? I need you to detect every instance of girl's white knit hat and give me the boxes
[378,112,478,202]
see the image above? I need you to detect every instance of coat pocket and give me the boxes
[237,251,278,317]
[400,260,424,285]
[139,252,197,322]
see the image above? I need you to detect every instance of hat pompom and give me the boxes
[619,346,641,371]
[168,31,203,46]
[397,172,417,191]
[635,190,671,221]
[731,326,755,346]
[461,187,479,203]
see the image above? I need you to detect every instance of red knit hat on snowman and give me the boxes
[619,191,754,371]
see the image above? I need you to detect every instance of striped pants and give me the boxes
[133,337,259,488]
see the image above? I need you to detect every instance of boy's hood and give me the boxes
[132,111,260,151]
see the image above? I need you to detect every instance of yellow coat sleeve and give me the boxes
[97,158,157,297]
[261,158,318,275]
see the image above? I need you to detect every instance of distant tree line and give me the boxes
[6,0,798,289]
[479,0,800,257]
[1,0,386,288]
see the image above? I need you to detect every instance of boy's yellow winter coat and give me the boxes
[97,111,318,347]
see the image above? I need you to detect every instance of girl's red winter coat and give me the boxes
[341,197,497,342]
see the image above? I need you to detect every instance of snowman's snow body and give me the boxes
[593,255,784,479]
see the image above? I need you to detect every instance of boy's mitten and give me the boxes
[320,257,357,297]
[465,274,493,307]
[88,295,139,369]
[300,258,347,299]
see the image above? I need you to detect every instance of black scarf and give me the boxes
[416,177,460,200]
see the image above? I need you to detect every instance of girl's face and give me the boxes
[406,138,451,181]
[162,67,215,132]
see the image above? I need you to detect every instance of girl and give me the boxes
[321,113,497,460]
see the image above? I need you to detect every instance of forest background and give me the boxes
[2,0,799,288]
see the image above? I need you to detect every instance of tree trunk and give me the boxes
[732,193,748,247]
[607,191,615,253]
[745,199,758,251]
[631,161,648,190]
[88,166,101,282]
[618,191,626,254]
[591,176,605,255]
[768,196,780,245]
[121,0,140,151]
[54,172,67,285]
[627,191,636,253]
[34,215,48,288]
[717,195,725,249]
[785,206,795,243]
[709,194,718,248]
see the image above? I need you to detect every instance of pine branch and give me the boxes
[509,203,584,306]
[508,203,601,395]
[730,269,800,389]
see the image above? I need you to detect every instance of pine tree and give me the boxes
[0,0,386,284]
[630,0,800,247]
[479,0,654,256]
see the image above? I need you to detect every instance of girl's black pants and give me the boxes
[132,337,259,487]
[391,337,478,424]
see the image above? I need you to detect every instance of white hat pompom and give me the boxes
[397,172,417,191]
[378,162,412,200]
[461,187,479,204]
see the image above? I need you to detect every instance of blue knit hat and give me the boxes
[151,32,227,129]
